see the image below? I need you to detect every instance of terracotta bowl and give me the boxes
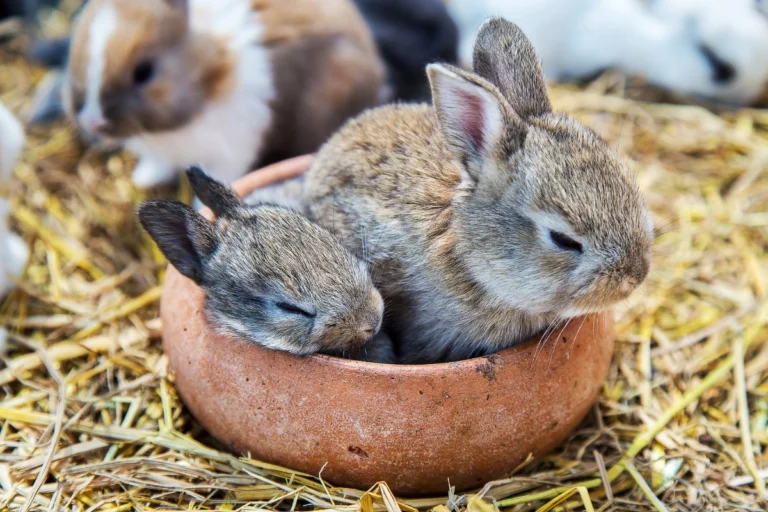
[161,155,615,496]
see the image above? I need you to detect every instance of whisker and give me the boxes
[568,311,592,359]
[547,316,573,370]
[531,316,566,368]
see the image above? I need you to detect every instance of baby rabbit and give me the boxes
[448,0,768,106]
[304,18,654,364]
[65,0,385,188]
[138,167,389,361]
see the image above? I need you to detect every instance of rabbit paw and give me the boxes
[131,158,177,189]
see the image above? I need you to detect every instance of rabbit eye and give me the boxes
[275,301,316,319]
[133,61,155,86]
[549,230,583,253]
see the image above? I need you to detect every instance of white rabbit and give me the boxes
[447,0,768,105]
[0,102,30,351]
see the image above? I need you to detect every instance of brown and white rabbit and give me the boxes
[64,0,386,188]
[304,18,654,364]
[139,167,391,361]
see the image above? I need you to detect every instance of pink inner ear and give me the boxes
[457,90,486,151]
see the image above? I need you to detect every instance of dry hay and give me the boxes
[1,8,767,512]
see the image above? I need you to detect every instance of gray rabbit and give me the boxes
[303,18,654,363]
[139,167,391,361]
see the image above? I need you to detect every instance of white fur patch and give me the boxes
[0,103,25,182]
[80,1,118,130]
[126,0,275,187]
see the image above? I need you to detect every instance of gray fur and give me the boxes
[244,175,307,212]
[304,17,654,364]
[139,168,386,359]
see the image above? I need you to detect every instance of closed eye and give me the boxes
[275,302,316,318]
[549,230,583,253]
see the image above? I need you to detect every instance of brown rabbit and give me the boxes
[64,0,385,188]
[304,18,654,363]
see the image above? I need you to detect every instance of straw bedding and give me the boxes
[1,8,767,512]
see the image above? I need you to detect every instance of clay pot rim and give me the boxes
[189,154,604,374]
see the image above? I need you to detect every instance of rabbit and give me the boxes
[446,0,768,106]
[138,167,392,362]
[303,17,654,364]
[352,0,459,102]
[0,103,30,304]
[64,0,386,189]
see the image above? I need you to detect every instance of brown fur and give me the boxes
[253,0,375,52]
[255,0,385,165]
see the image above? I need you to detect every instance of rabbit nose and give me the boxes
[634,253,650,283]
[619,274,644,296]
[359,320,380,340]
[619,278,635,296]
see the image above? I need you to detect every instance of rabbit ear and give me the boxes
[428,63,520,179]
[186,166,242,218]
[138,200,217,284]
[472,17,551,119]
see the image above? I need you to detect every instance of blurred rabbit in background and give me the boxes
[60,0,386,188]
[16,0,388,187]
[23,0,460,124]
[448,0,768,105]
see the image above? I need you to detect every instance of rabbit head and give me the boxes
[138,167,383,356]
[429,18,653,317]
[65,0,231,139]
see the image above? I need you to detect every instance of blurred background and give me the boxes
[1,1,767,510]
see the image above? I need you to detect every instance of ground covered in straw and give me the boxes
[1,13,768,512]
